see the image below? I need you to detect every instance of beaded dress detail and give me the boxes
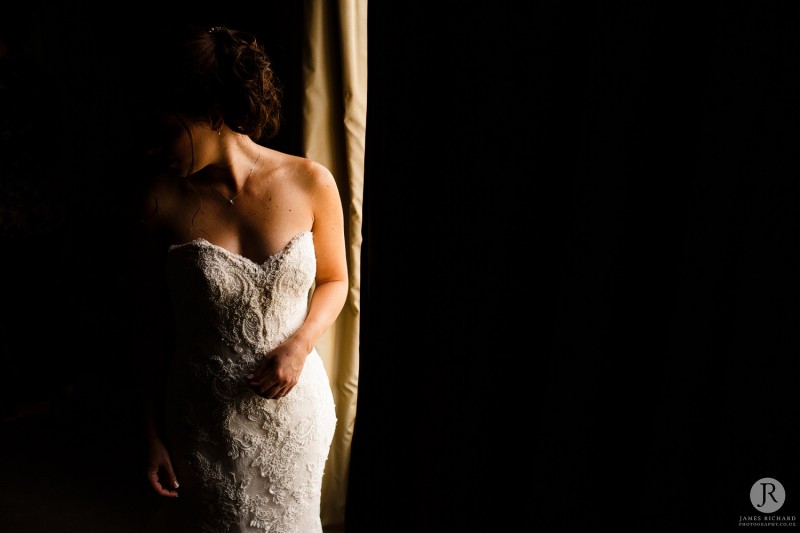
[149,231,336,533]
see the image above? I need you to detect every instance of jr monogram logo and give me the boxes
[750,478,786,514]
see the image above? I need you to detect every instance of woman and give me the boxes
[130,24,347,532]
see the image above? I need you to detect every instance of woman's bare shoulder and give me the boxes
[134,172,186,229]
[268,149,336,193]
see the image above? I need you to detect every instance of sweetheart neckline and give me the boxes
[168,231,312,267]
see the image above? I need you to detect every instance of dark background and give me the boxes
[1,2,799,532]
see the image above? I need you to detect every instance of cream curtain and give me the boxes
[302,0,366,531]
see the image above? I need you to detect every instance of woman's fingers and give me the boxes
[147,464,179,497]
[255,382,282,399]
[245,362,297,399]
[247,376,289,399]
[148,470,175,497]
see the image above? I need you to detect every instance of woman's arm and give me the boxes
[246,160,348,399]
[129,187,180,497]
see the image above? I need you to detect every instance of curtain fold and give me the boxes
[302,0,367,530]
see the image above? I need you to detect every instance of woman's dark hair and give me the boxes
[141,24,282,142]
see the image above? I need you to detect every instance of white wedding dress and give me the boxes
[147,231,336,533]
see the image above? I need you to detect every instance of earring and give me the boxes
[217,130,221,136]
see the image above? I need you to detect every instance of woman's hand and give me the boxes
[245,338,308,399]
[146,434,180,498]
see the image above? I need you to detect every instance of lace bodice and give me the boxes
[167,231,315,358]
[151,230,336,533]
